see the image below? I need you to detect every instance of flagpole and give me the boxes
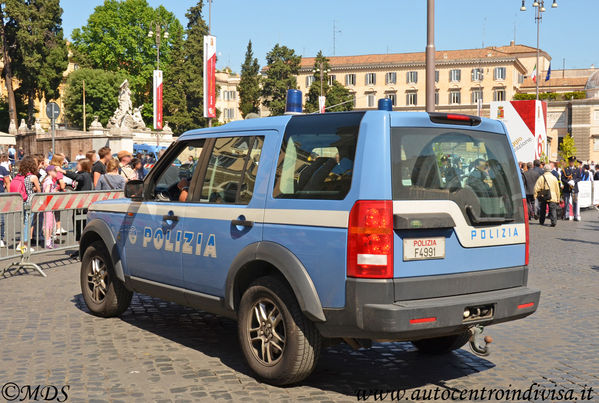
[535,4,540,101]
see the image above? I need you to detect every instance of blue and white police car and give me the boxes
[79,100,539,385]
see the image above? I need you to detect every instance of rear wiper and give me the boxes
[466,205,515,225]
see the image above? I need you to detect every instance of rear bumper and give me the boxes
[317,268,540,340]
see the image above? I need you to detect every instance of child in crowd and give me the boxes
[42,165,57,249]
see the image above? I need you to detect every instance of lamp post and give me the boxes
[520,0,558,100]
[148,23,169,71]
[425,0,435,112]
[313,61,330,113]
[148,23,168,136]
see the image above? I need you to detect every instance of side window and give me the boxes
[273,113,363,200]
[153,141,204,201]
[199,136,264,204]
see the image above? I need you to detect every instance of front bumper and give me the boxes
[317,268,540,341]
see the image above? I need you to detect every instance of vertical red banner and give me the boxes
[203,35,217,119]
[153,70,163,130]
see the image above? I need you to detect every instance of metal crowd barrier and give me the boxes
[0,193,25,274]
[1,190,123,277]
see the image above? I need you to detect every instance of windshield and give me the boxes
[391,127,524,223]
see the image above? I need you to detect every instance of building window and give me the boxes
[594,138,599,152]
[435,91,439,105]
[406,92,417,106]
[367,94,375,107]
[449,69,461,82]
[518,73,525,84]
[471,89,483,104]
[345,74,356,86]
[224,108,236,120]
[365,73,376,85]
[385,72,397,85]
[387,94,396,106]
[306,76,315,87]
[493,89,506,101]
[406,71,418,84]
[222,90,237,101]
[435,70,439,83]
[494,67,506,81]
[352,94,357,107]
[471,68,484,82]
[594,110,599,121]
[328,75,336,85]
[449,90,461,105]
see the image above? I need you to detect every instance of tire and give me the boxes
[411,331,471,355]
[237,276,321,385]
[80,240,132,317]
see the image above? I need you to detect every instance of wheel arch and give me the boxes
[79,219,126,283]
[225,241,326,322]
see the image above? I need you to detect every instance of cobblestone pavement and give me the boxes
[1,211,598,402]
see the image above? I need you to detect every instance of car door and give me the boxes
[124,140,205,287]
[182,134,269,296]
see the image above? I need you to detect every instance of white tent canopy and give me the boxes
[0,131,16,145]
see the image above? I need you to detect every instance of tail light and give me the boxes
[428,112,482,126]
[347,200,394,278]
[523,198,529,265]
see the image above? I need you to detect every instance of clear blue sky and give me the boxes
[60,0,598,74]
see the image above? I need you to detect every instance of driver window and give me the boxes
[153,141,204,202]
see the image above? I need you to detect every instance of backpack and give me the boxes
[10,174,29,201]
[537,174,551,202]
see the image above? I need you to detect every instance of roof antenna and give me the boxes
[333,20,341,56]
[482,17,486,48]
[513,13,517,44]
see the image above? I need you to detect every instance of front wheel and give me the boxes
[80,241,132,317]
[411,331,471,355]
[237,276,321,385]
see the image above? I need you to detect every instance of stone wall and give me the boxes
[15,128,173,161]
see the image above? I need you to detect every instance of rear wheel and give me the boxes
[237,276,321,385]
[80,241,132,317]
[411,331,470,355]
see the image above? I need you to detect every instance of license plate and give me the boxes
[403,237,445,261]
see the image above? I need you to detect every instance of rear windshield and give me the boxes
[391,127,524,223]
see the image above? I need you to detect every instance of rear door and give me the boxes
[390,124,526,279]
[181,134,269,296]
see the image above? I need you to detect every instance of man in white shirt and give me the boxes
[75,150,86,161]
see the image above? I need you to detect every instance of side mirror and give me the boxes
[125,179,144,201]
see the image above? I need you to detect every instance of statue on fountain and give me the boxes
[107,79,148,131]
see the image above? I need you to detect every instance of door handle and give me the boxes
[231,219,253,227]
[162,214,179,222]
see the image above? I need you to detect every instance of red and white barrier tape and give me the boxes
[30,191,123,213]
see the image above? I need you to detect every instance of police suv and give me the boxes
[79,109,539,385]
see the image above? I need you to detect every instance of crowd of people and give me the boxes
[0,146,147,251]
[520,157,599,227]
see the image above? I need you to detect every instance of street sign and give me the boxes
[46,102,60,120]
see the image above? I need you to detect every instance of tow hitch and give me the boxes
[469,325,492,356]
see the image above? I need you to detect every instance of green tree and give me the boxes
[558,133,577,162]
[3,0,68,125]
[238,40,261,118]
[304,50,353,113]
[71,0,184,122]
[63,68,129,129]
[261,44,301,116]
